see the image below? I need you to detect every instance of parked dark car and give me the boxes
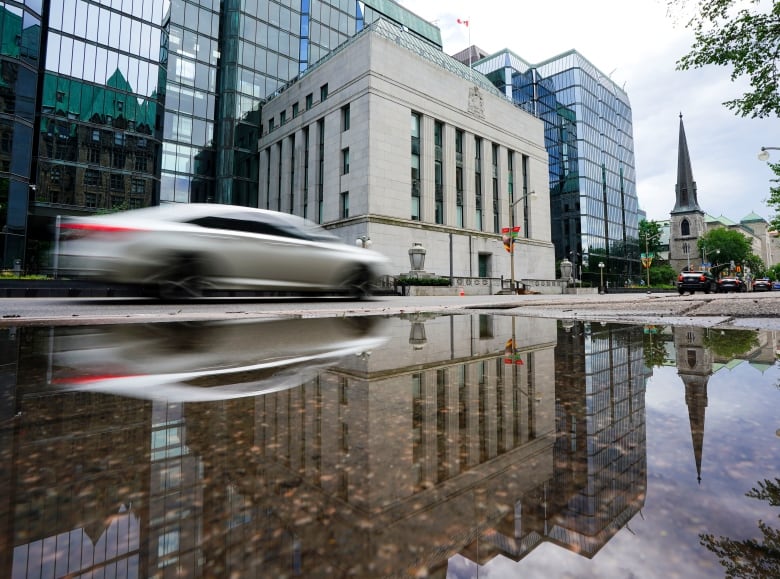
[677,270,716,295]
[752,278,773,292]
[716,276,747,293]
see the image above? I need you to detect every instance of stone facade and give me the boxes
[258,20,555,285]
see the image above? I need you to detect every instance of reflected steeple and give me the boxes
[674,327,712,484]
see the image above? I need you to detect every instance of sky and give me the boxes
[397,0,780,224]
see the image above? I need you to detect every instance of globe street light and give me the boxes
[508,190,537,293]
[758,146,780,161]
[355,236,372,249]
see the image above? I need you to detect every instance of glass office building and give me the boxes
[0,0,440,271]
[476,49,640,279]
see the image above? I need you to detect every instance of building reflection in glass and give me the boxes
[0,314,692,576]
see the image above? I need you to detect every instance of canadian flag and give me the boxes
[457,18,469,27]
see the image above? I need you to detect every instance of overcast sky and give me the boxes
[398,0,780,224]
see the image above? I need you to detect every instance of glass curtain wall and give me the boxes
[477,49,639,280]
[0,1,41,269]
[536,52,639,279]
[32,0,167,270]
[162,0,219,205]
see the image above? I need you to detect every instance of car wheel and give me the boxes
[344,267,372,300]
[157,254,206,299]
[704,285,711,294]
[678,289,685,295]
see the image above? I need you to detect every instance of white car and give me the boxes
[56,203,389,299]
[49,316,387,402]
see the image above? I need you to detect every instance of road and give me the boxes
[1,290,779,329]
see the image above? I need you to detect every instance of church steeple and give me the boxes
[672,113,702,213]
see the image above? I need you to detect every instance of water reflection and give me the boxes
[0,316,778,577]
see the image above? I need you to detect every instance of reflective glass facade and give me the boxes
[0,0,42,269]
[0,0,441,271]
[477,49,640,279]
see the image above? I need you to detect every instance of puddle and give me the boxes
[1,314,778,577]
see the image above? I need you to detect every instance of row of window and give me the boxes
[265,83,329,133]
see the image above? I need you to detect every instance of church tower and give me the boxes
[669,114,706,273]
[673,326,712,484]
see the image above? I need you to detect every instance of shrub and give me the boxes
[396,276,451,286]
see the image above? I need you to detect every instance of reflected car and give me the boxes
[49,317,387,402]
[716,276,747,293]
[56,204,390,299]
[752,278,772,292]
[677,270,716,295]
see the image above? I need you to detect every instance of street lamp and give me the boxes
[598,261,605,293]
[355,235,372,249]
[758,146,780,161]
[508,190,537,293]
[643,232,660,288]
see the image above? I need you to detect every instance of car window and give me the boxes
[188,213,339,242]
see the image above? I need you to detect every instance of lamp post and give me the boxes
[758,146,780,161]
[508,190,537,293]
[643,232,660,288]
[355,235,372,249]
[598,261,605,293]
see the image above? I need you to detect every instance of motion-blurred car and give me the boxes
[677,270,716,295]
[49,317,387,402]
[752,277,772,292]
[716,276,747,293]
[773,280,780,291]
[56,204,389,299]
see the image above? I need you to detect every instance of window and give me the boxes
[84,169,101,186]
[341,148,349,175]
[292,102,299,117]
[50,167,61,183]
[92,130,100,142]
[411,113,421,221]
[320,83,328,102]
[305,93,313,110]
[434,121,443,224]
[131,178,145,194]
[268,118,275,131]
[110,174,123,190]
[681,219,690,236]
[341,104,350,131]
[111,149,125,169]
[88,147,100,164]
[135,154,148,172]
[340,191,349,218]
[280,110,286,125]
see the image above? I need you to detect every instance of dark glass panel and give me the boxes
[10,122,32,177]
[14,65,36,122]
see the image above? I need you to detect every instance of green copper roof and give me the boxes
[741,211,765,223]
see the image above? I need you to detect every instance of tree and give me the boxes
[669,0,780,118]
[639,219,663,257]
[697,228,754,271]
[700,478,780,578]
[764,160,780,232]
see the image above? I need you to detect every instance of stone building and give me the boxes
[257,19,556,286]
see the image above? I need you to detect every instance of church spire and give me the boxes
[673,113,702,213]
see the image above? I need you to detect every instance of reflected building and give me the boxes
[472,49,640,281]
[0,314,657,576]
